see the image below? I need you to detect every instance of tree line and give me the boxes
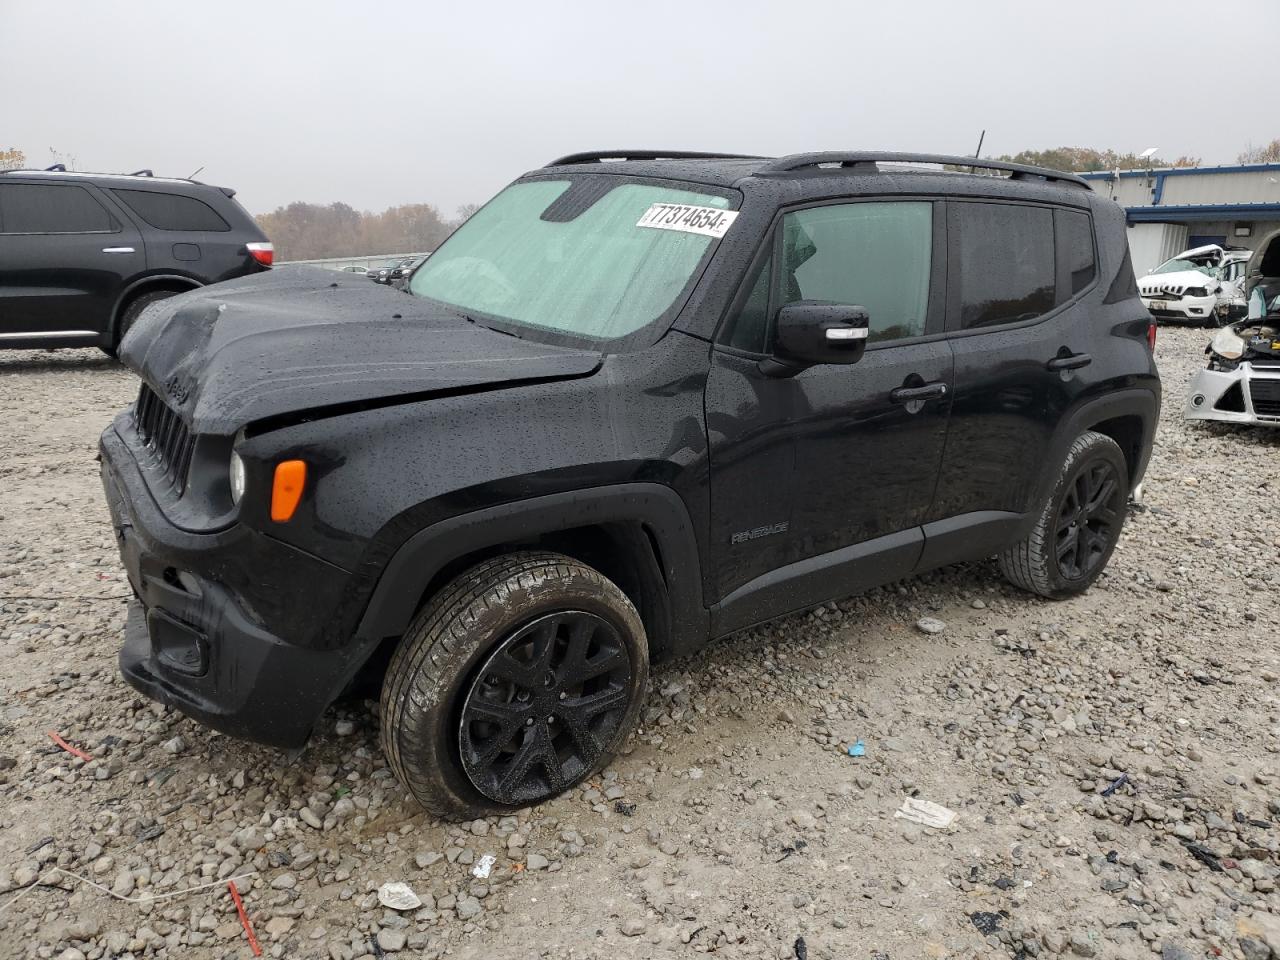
[4,140,1280,259]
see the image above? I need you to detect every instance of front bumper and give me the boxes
[1143,294,1217,323]
[101,419,378,748]
[1184,361,1280,427]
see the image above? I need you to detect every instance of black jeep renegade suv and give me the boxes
[100,151,1159,817]
[0,167,271,354]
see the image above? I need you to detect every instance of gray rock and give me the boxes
[160,735,186,754]
[456,895,483,920]
[916,617,946,635]
[376,929,407,952]
[1069,931,1096,957]
[620,918,647,937]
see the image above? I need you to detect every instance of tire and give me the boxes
[102,289,180,357]
[999,431,1129,600]
[381,552,649,819]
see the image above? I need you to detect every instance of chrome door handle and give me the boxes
[102,246,135,254]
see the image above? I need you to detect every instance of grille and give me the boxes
[133,384,196,493]
[1250,379,1280,418]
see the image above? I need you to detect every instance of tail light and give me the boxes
[246,241,274,267]
[1147,319,1157,351]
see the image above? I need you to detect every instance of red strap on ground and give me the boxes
[46,730,92,762]
[227,880,262,957]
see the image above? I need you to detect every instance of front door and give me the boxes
[0,181,142,341]
[706,199,952,632]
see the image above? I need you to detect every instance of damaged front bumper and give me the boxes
[100,416,378,748]
[1184,361,1280,427]
[1143,293,1218,324]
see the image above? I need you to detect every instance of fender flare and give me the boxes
[355,482,710,660]
[1040,386,1160,502]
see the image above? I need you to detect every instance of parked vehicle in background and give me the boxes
[340,264,370,276]
[1185,228,1280,426]
[371,257,417,284]
[391,254,429,290]
[0,167,271,354]
[100,150,1158,818]
[1138,244,1251,327]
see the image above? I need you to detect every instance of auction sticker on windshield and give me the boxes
[636,203,738,239]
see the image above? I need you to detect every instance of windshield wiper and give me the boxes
[454,309,522,339]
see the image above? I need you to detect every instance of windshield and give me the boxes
[409,178,735,343]
[1154,257,1214,276]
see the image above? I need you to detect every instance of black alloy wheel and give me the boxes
[1054,459,1123,582]
[459,610,634,806]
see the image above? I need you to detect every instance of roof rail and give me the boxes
[755,152,1089,188]
[547,149,767,167]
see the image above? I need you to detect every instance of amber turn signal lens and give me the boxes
[270,460,307,522]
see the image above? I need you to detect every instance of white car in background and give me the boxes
[1139,244,1251,326]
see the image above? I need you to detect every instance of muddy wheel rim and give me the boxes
[459,611,633,805]
[1054,459,1124,581]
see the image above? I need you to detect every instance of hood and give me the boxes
[1138,270,1217,297]
[120,267,603,435]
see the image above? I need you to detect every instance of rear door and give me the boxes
[107,187,246,283]
[921,200,1098,564]
[0,181,143,340]
[706,198,952,626]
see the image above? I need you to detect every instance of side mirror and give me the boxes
[760,301,870,377]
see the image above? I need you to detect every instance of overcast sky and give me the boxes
[3,0,1276,217]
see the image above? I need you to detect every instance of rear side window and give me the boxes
[954,202,1055,329]
[0,183,116,234]
[112,188,230,231]
[1056,209,1096,300]
[780,201,933,343]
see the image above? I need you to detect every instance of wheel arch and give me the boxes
[1044,387,1159,502]
[356,484,709,667]
[110,274,202,342]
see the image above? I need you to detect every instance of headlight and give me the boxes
[1210,326,1246,361]
[1184,287,1208,298]
[229,449,246,504]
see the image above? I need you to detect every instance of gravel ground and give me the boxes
[1,328,1278,960]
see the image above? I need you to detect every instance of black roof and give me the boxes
[541,150,1090,194]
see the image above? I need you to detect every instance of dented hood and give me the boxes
[120,267,603,435]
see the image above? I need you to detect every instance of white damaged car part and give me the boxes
[1184,232,1280,426]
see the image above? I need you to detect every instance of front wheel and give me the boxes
[381,552,648,819]
[999,431,1129,599]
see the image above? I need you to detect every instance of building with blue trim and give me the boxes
[1080,163,1280,274]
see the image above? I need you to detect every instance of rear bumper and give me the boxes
[101,420,377,748]
[1184,362,1280,427]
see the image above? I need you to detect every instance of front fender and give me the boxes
[355,482,709,659]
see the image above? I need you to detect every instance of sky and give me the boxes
[3,0,1276,218]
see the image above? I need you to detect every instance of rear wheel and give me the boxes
[999,431,1129,599]
[102,289,181,357]
[381,552,648,818]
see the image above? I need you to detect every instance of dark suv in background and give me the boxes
[0,167,271,354]
[100,150,1159,819]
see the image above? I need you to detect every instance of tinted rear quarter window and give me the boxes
[954,202,1055,329]
[112,188,230,231]
[1056,209,1096,299]
[0,183,116,233]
